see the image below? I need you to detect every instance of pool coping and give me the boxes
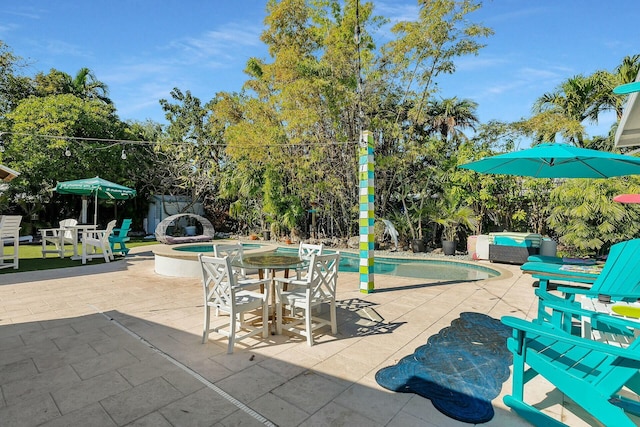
[152,239,510,281]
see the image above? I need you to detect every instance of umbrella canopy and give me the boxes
[458,143,640,179]
[613,194,640,204]
[55,176,136,224]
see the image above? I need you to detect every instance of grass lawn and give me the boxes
[0,238,159,274]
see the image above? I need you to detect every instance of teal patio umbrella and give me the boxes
[459,143,640,179]
[55,176,137,224]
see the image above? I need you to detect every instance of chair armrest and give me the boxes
[40,227,63,235]
[542,297,640,331]
[83,229,108,240]
[502,316,640,360]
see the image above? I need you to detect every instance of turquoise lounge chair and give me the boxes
[502,313,640,426]
[531,239,640,324]
[526,254,597,265]
[109,218,132,256]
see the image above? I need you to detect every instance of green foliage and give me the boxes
[547,178,640,256]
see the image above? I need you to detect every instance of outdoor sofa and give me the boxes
[488,232,542,265]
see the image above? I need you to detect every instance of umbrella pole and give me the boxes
[94,191,98,225]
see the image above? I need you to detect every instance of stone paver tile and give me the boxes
[219,409,269,427]
[0,320,43,339]
[386,411,440,427]
[299,401,383,427]
[0,392,61,427]
[117,353,181,386]
[256,354,308,380]
[214,364,287,403]
[32,342,99,372]
[2,364,81,405]
[39,402,117,427]
[0,339,59,367]
[313,353,376,383]
[187,356,235,383]
[271,371,348,414]
[0,357,38,385]
[100,376,184,425]
[161,368,206,396]
[124,411,174,427]
[248,391,309,427]
[53,328,116,351]
[72,348,140,380]
[52,370,132,414]
[402,395,471,427]
[20,324,78,346]
[333,380,411,425]
[160,386,238,427]
[0,334,24,351]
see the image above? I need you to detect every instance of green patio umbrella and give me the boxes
[55,176,137,224]
[458,143,640,179]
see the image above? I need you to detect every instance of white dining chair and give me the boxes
[40,218,77,258]
[81,220,116,264]
[199,254,270,354]
[213,242,249,280]
[274,252,340,346]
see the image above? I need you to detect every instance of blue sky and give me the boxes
[2,1,639,141]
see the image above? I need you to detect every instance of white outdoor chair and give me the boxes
[0,215,22,270]
[213,242,249,280]
[199,254,270,354]
[81,220,116,264]
[40,218,78,258]
[275,252,340,346]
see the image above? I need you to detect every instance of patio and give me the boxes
[0,244,616,426]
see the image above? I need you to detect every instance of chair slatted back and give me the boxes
[116,219,132,238]
[59,218,78,241]
[0,215,22,237]
[298,243,324,260]
[213,243,246,277]
[590,239,640,298]
[213,243,244,263]
[199,254,235,310]
[307,252,340,302]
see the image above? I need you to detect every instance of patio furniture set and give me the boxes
[40,217,132,264]
[200,242,339,353]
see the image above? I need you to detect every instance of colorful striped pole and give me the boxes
[359,130,374,293]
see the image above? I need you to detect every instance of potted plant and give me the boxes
[433,191,478,256]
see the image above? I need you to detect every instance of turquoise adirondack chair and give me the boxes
[109,218,132,255]
[502,313,640,426]
[532,238,640,323]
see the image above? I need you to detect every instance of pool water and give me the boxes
[274,247,499,281]
[171,243,499,281]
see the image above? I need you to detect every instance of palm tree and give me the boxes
[533,74,601,146]
[71,67,112,104]
[532,56,640,146]
[425,97,479,148]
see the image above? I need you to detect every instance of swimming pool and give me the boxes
[155,242,500,280]
[273,247,498,280]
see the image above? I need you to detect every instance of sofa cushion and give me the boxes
[494,236,532,247]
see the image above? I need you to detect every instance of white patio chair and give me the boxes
[275,252,340,346]
[213,242,249,280]
[0,215,22,270]
[40,218,78,258]
[278,242,324,285]
[81,220,116,264]
[199,254,270,354]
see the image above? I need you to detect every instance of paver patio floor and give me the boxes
[0,244,623,426]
